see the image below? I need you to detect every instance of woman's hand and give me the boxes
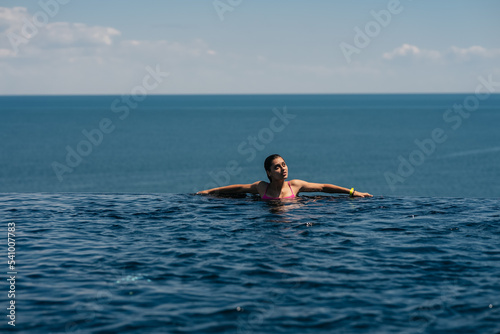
[353,191,373,198]
[196,190,209,195]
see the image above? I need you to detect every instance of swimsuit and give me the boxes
[262,181,296,200]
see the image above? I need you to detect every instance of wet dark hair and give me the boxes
[264,154,283,181]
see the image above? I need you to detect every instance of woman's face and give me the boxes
[267,157,288,181]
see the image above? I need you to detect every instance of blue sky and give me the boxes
[1,0,499,94]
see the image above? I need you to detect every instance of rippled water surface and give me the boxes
[2,193,500,333]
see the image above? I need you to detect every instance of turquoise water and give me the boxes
[1,193,499,333]
[1,94,499,197]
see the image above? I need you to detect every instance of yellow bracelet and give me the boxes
[349,188,355,197]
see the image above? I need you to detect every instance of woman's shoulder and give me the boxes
[289,179,306,186]
[250,181,269,195]
[253,180,269,189]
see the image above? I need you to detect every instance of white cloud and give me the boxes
[383,44,441,61]
[450,45,500,60]
[43,22,121,47]
[0,7,121,52]
[0,48,15,58]
[383,43,500,63]
[0,5,217,62]
[0,6,220,94]
[0,6,26,31]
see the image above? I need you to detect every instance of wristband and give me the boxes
[349,188,355,197]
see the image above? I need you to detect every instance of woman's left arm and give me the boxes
[292,180,373,197]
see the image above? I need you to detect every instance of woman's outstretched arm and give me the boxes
[197,181,263,195]
[292,180,372,197]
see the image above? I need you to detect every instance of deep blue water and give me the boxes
[2,193,500,333]
[1,95,499,333]
[1,94,499,197]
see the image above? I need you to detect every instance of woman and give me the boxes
[197,154,372,199]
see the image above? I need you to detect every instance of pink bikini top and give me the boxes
[262,181,296,200]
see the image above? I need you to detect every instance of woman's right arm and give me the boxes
[197,181,262,195]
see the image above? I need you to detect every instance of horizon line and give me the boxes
[1,92,499,97]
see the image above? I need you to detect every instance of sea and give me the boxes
[1,94,499,333]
